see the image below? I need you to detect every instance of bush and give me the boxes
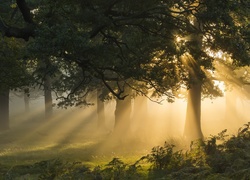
[142,122,250,179]
[92,158,142,180]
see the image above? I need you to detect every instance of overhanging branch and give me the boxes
[0,0,35,40]
[3,24,35,41]
[16,0,33,24]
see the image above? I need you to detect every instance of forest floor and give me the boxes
[0,112,156,179]
[1,112,250,179]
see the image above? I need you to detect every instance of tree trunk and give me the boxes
[97,89,106,130]
[183,82,203,140]
[183,15,204,141]
[44,75,53,119]
[0,88,10,130]
[24,88,30,113]
[114,88,132,138]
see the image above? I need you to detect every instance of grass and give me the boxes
[2,112,250,179]
[0,112,154,179]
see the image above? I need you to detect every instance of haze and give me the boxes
[7,87,249,156]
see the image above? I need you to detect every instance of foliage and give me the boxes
[2,159,89,180]
[140,123,250,179]
[142,143,188,171]
[90,158,142,180]
[2,0,249,106]
[1,158,142,179]
[205,123,250,174]
[0,37,31,91]
[36,159,84,179]
[167,123,249,178]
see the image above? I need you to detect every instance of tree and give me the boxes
[169,0,249,140]
[1,0,179,100]
[0,37,29,130]
[114,85,132,139]
[182,17,204,140]
[38,59,54,119]
[0,0,249,140]
[0,88,9,130]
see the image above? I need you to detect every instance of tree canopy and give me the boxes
[0,0,249,105]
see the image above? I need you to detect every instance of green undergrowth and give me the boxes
[1,122,250,179]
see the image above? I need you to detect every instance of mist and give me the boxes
[6,86,250,156]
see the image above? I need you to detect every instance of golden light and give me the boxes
[206,48,222,58]
[213,80,225,94]
[176,36,182,43]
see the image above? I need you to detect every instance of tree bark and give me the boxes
[183,82,203,140]
[0,88,10,130]
[44,75,53,119]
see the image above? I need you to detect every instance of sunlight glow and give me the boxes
[214,80,225,94]
[176,36,182,43]
[206,48,234,63]
[175,35,188,44]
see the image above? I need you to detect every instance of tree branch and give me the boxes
[16,0,33,24]
[3,24,35,41]
[0,0,35,40]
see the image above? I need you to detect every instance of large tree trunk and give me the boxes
[114,88,132,138]
[183,82,203,140]
[44,75,53,119]
[97,89,106,130]
[0,88,10,130]
[183,14,204,141]
[24,88,30,113]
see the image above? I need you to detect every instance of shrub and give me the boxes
[35,159,87,179]
[91,158,142,180]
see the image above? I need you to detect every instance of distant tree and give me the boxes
[38,59,54,119]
